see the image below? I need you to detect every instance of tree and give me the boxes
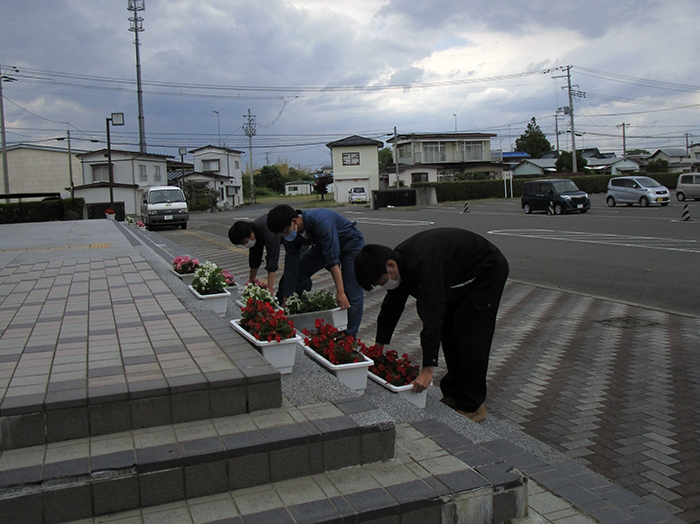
[625,148,650,156]
[645,159,668,173]
[313,174,333,200]
[378,147,394,171]
[555,151,587,173]
[254,165,285,194]
[514,117,552,159]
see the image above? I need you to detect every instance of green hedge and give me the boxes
[413,172,682,203]
[0,197,84,224]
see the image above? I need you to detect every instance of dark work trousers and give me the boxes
[293,231,365,337]
[439,286,506,412]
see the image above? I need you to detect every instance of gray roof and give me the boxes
[326,135,384,148]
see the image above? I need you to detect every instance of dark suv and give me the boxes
[521,179,591,215]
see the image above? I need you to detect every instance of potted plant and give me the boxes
[284,289,347,333]
[136,220,146,229]
[188,261,231,316]
[362,345,427,407]
[236,280,279,309]
[105,208,116,220]
[221,268,239,301]
[301,320,373,394]
[230,299,301,374]
[171,255,200,285]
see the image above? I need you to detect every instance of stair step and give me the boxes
[0,398,396,524]
[0,309,282,452]
[51,423,527,524]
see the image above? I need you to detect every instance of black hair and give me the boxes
[228,221,254,245]
[267,204,298,233]
[354,244,395,291]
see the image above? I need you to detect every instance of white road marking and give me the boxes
[489,229,700,254]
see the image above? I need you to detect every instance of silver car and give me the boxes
[606,176,670,207]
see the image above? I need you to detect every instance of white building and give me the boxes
[1,143,84,197]
[75,149,171,216]
[188,145,244,208]
[326,135,383,202]
[385,132,500,186]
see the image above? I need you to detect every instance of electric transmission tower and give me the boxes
[128,0,147,153]
[243,109,256,203]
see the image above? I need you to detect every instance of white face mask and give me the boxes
[383,276,401,290]
[244,239,256,249]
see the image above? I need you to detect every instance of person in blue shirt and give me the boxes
[267,204,365,337]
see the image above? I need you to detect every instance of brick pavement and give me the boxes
[160,225,700,523]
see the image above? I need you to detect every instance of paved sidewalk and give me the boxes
[0,220,687,524]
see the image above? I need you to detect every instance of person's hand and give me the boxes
[411,367,434,393]
[336,291,350,310]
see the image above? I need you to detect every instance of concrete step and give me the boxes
[0,397,397,524]
[0,308,282,451]
[53,423,527,524]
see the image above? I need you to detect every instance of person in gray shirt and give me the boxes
[228,214,281,291]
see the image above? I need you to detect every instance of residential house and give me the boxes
[284,180,313,196]
[384,132,500,187]
[326,135,383,202]
[512,153,639,177]
[689,143,700,171]
[1,143,84,197]
[186,145,244,208]
[75,149,170,216]
[649,148,692,172]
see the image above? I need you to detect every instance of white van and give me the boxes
[140,186,189,230]
[675,173,700,201]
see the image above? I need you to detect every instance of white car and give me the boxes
[348,187,368,203]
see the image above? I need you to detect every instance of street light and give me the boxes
[56,130,74,199]
[106,112,124,205]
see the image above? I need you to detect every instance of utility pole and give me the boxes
[1,65,18,198]
[617,123,630,156]
[128,0,147,153]
[243,109,256,203]
[67,130,74,199]
[549,66,584,173]
[393,127,400,187]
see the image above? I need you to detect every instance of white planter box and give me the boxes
[230,319,301,374]
[225,284,240,303]
[171,268,196,286]
[368,372,428,408]
[301,343,373,394]
[188,285,230,316]
[286,307,348,334]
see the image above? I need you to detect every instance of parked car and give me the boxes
[675,173,700,201]
[140,186,189,230]
[348,187,368,204]
[521,179,591,215]
[606,176,670,207]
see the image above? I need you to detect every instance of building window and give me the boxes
[411,172,428,183]
[139,165,148,182]
[235,160,240,169]
[460,142,484,161]
[203,159,220,172]
[154,165,162,181]
[437,172,455,182]
[397,144,412,160]
[423,142,446,162]
[342,152,360,166]
[92,165,110,183]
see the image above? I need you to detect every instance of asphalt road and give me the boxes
[172,194,700,318]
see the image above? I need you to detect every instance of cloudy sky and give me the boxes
[1,0,698,170]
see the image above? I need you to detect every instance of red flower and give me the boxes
[362,344,419,387]
[240,299,296,342]
[303,320,364,365]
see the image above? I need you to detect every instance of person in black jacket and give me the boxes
[228,214,281,291]
[354,228,509,422]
